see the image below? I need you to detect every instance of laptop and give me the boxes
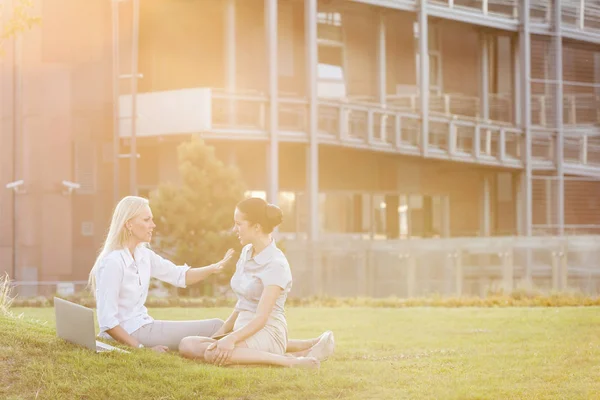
[54,297,129,353]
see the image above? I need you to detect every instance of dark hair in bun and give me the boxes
[237,197,283,234]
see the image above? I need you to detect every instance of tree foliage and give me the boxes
[150,136,246,294]
[0,0,40,57]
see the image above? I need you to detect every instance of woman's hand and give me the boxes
[213,249,235,272]
[207,335,236,366]
[151,345,169,353]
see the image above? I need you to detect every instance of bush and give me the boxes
[10,291,600,308]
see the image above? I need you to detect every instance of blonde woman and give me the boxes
[179,198,335,368]
[89,196,234,353]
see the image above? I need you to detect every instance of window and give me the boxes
[414,23,442,95]
[317,10,346,99]
[318,45,346,98]
[317,12,343,43]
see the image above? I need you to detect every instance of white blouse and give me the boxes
[94,245,190,338]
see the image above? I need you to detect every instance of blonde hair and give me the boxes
[88,196,150,293]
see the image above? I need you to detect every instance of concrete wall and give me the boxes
[0,0,114,282]
[137,0,227,93]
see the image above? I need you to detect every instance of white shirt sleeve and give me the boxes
[148,250,190,288]
[259,261,292,290]
[95,257,123,333]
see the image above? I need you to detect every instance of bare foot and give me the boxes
[291,356,320,369]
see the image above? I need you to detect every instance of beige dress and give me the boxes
[230,240,292,355]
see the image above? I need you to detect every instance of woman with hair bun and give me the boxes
[179,197,334,368]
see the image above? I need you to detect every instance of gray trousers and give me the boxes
[130,318,224,350]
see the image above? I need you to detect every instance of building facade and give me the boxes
[1,0,599,293]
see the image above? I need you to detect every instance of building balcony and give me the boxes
[561,0,600,40]
[354,0,600,43]
[531,128,600,175]
[119,88,600,173]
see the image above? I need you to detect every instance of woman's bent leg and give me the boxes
[131,319,224,350]
[285,338,317,353]
[204,346,319,369]
[286,331,335,359]
[179,336,216,360]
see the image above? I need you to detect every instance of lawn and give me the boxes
[2,306,600,399]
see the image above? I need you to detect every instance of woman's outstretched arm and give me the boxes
[184,249,235,286]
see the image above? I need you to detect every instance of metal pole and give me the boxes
[553,0,564,236]
[480,33,489,121]
[520,0,533,285]
[130,0,140,196]
[513,36,521,126]
[520,0,532,237]
[11,27,22,281]
[418,0,429,156]
[111,0,120,204]
[378,12,386,105]
[305,0,319,241]
[225,0,236,125]
[266,0,279,206]
[481,175,491,236]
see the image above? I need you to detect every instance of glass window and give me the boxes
[319,192,355,234]
[318,45,346,98]
[278,191,297,232]
[317,12,343,42]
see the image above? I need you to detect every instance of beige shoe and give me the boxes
[307,331,335,361]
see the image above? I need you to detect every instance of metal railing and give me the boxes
[319,98,523,165]
[9,236,600,299]
[209,92,525,167]
[564,131,600,166]
[531,129,600,169]
[388,93,514,124]
[531,93,600,127]
[285,235,600,298]
[209,92,600,170]
[430,0,519,19]
[562,0,600,33]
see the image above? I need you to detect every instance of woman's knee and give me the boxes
[179,336,208,360]
[211,318,225,334]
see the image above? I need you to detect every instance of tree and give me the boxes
[150,136,246,295]
[0,0,40,57]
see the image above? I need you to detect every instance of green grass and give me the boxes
[2,307,600,399]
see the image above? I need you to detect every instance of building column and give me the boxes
[519,0,532,237]
[378,12,386,105]
[111,0,121,204]
[129,0,140,196]
[553,0,565,236]
[442,195,451,238]
[481,174,491,236]
[519,0,533,284]
[266,0,279,206]
[480,33,489,121]
[225,0,236,124]
[418,0,429,156]
[513,36,521,126]
[12,30,24,281]
[305,0,319,242]
[514,171,523,235]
